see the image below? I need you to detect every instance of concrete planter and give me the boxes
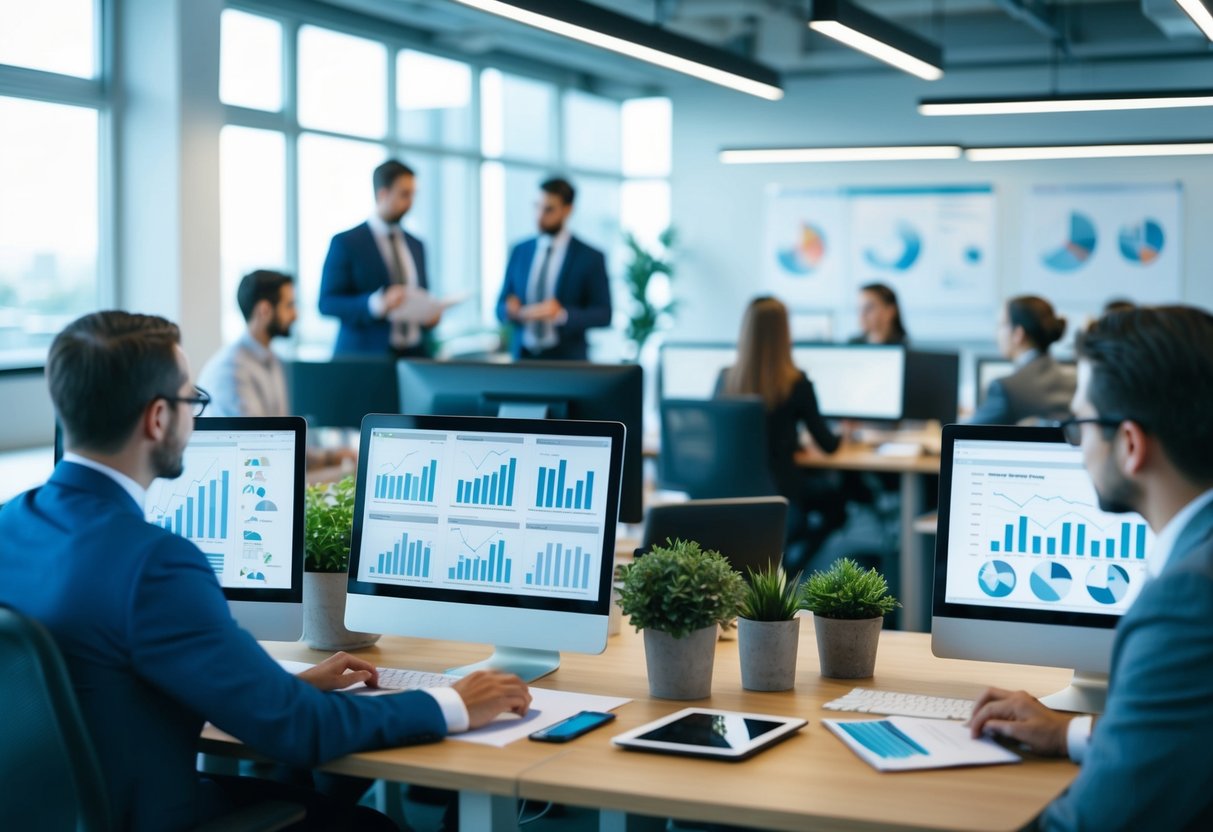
[643,625,718,700]
[738,618,800,692]
[813,614,883,679]
[303,572,379,652]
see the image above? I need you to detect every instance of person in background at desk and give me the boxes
[319,159,439,359]
[969,305,1213,831]
[848,282,909,345]
[495,177,612,360]
[716,296,843,573]
[970,294,1075,426]
[199,269,354,471]
[0,311,531,831]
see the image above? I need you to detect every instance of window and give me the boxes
[220,9,283,111]
[397,50,473,150]
[622,98,672,178]
[298,26,387,139]
[0,0,95,78]
[564,91,622,173]
[481,69,555,162]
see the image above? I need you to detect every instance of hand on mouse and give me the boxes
[967,687,1073,756]
[452,670,532,729]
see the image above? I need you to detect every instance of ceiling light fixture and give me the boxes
[448,0,783,100]
[919,89,1213,116]
[719,146,963,164]
[965,141,1213,161]
[808,0,944,81]
[1175,0,1213,40]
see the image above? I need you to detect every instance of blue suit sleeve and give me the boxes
[496,246,525,325]
[1040,571,1213,831]
[319,234,377,328]
[128,537,446,768]
[969,380,1012,425]
[560,247,612,334]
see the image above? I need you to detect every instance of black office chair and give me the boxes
[658,398,777,499]
[640,497,788,574]
[0,606,305,832]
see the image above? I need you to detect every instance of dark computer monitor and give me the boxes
[286,357,399,430]
[396,360,643,523]
[640,497,789,575]
[902,350,960,423]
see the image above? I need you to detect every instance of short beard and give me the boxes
[151,410,187,480]
[268,315,292,339]
[1093,454,1140,515]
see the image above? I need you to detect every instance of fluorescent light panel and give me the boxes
[449,0,783,100]
[808,0,943,81]
[1176,0,1213,40]
[920,89,1213,115]
[965,142,1213,161]
[720,146,962,164]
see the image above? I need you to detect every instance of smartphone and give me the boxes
[529,710,616,743]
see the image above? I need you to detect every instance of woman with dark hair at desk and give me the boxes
[715,296,842,572]
[970,294,1075,426]
[849,283,909,345]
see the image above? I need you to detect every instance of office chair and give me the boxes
[0,606,305,832]
[640,497,788,574]
[658,398,777,499]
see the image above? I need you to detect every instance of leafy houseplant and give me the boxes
[737,566,803,691]
[302,476,378,650]
[618,539,745,699]
[622,227,677,362]
[801,558,899,679]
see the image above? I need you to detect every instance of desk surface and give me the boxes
[206,620,1075,831]
[796,441,941,475]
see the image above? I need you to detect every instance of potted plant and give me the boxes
[737,566,803,692]
[302,476,379,651]
[800,558,899,679]
[621,227,677,363]
[617,539,745,699]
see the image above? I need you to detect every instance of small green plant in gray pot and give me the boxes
[800,558,899,679]
[737,565,803,692]
[618,539,746,699]
[303,476,379,651]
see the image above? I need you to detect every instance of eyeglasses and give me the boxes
[159,386,211,418]
[1056,416,1124,446]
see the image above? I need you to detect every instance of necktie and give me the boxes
[387,228,420,349]
[525,241,557,351]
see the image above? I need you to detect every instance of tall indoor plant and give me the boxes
[303,476,379,650]
[622,227,677,362]
[618,539,745,699]
[737,565,803,691]
[801,558,898,679]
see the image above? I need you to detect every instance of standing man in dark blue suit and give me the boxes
[0,311,530,831]
[320,159,439,358]
[969,306,1213,831]
[495,177,612,360]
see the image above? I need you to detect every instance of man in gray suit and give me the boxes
[969,305,1213,830]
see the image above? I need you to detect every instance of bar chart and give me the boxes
[149,464,230,541]
[535,458,595,511]
[525,542,592,590]
[991,515,1147,560]
[455,456,517,508]
[448,538,513,584]
[371,530,433,579]
[374,457,438,504]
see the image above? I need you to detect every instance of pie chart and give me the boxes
[1041,211,1097,272]
[1030,561,1072,603]
[1087,564,1130,605]
[978,560,1016,598]
[777,223,827,275]
[1118,219,1164,265]
[864,222,922,272]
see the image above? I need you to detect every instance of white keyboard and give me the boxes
[374,667,459,691]
[823,688,977,721]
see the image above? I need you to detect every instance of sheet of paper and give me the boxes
[388,289,468,323]
[825,716,1020,772]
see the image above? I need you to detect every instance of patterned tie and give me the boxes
[388,228,420,350]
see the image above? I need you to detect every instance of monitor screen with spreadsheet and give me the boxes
[345,414,625,682]
[932,424,1155,713]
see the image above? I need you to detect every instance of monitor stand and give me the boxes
[1039,671,1108,714]
[446,646,561,683]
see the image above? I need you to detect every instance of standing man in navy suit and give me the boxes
[320,159,439,358]
[495,177,612,360]
[969,306,1213,831]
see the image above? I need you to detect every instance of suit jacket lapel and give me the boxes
[1162,498,1213,574]
[554,237,579,302]
[353,222,391,289]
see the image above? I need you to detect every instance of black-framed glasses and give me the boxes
[1056,417,1123,446]
[159,386,211,418]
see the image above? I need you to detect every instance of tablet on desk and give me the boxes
[612,708,806,761]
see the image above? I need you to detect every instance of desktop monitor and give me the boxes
[658,342,738,400]
[932,424,1155,713]
[902,349,960,424]
[640,497,788,575]
[344,413,625,681]
[396,360,643,524]
[286,357,399,430]
[790,344,905,421]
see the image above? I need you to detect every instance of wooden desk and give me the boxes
[204,621,1076,832]
[798,442,941,632]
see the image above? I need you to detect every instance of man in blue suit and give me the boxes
[0,311,530,831]
[969,306,1213,830]
[495,177,612,360]
[320,159,439,358]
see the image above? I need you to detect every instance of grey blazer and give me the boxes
[970,353,1076,426]
[1040,497,1213,830]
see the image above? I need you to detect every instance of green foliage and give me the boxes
[622,227,678,358]
[800,558,900,620]
[617,538,746,639]
[739,565,802,622]
[304,476,356,572]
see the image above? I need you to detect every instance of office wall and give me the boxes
[666,58,1213,346]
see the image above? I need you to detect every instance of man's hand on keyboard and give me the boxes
[296,651,379,692]
[968,687,1072,756]
[453,670,533,728]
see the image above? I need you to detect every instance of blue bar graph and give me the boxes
[375,459,438,504]
[525,543,592,590]
[153,467,229,540]
[993,515,1147,560]
[535,461,594,510]
[447,539,512,584]
[456,458,517,508]
[372,531,432,578]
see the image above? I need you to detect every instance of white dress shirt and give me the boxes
[366,214,422,349]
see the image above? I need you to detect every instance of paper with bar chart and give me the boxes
[945,440,1154,616]
[356,428,613,601]
[145,430,296,589]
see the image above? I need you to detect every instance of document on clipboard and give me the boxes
[389,290,468,324]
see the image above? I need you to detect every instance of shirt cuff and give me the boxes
[368,288,387,319]
[555,308,569,326]
[422,686,469,733]
[1066,715,1093,763]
